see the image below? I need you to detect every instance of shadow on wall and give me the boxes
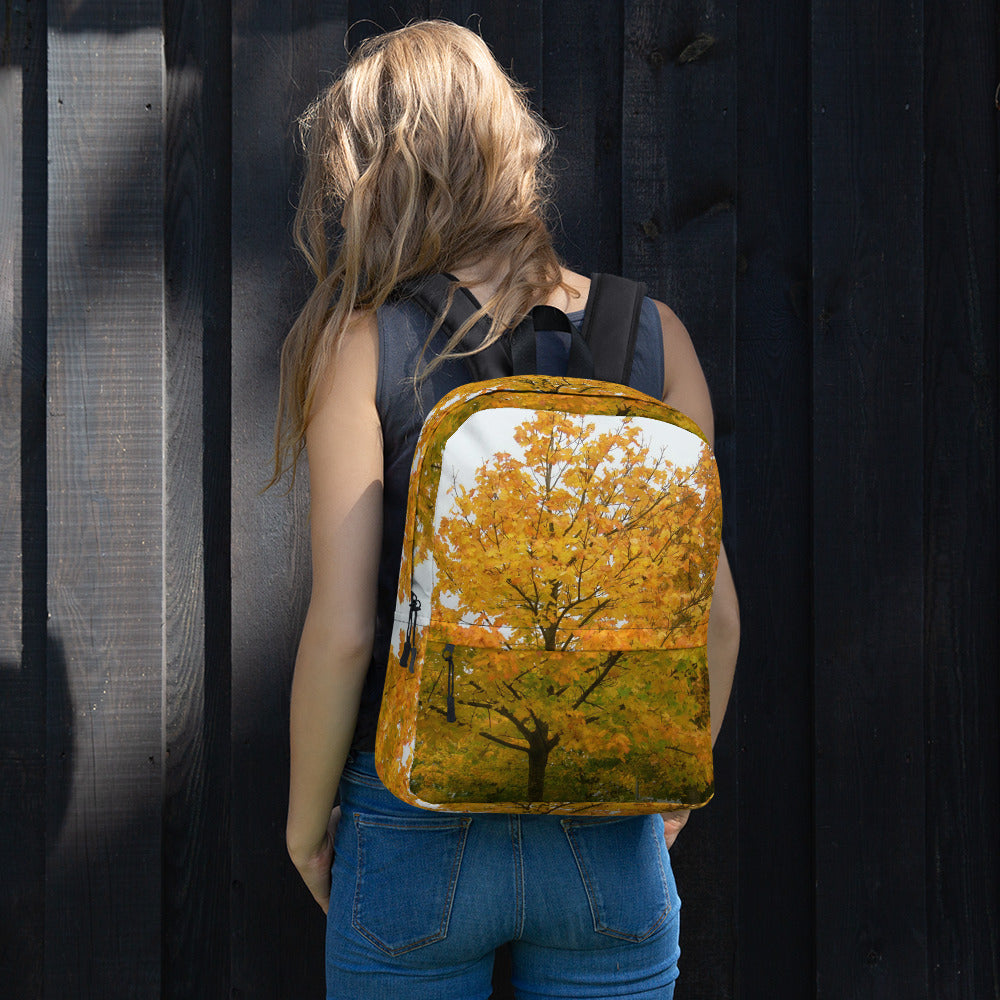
[0,636,73,997]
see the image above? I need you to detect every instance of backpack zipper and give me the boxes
[443,642,457,722]
[401,592,421,673]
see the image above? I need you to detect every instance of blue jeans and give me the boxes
[327,752,681,999]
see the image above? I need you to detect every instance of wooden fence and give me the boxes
[1,1,997,997]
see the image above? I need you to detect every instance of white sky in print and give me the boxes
[436,407,709,521]
[406,406,712,626]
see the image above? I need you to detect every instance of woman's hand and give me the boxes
[290,805,342,914]
[661,809,691,849]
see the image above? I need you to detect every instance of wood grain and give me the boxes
[732,0,815,991]
[0,9,45,998]
[622,3,739,998]
[923,0,1000,995]
[230,3,346,996]
[1,1,996,997]
[162,1,233,997]
[44,4,165,995]
[541,0,624,275]
[811,0,928,994]
[1,39,23,662]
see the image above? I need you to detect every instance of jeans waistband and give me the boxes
[342,750,388,790]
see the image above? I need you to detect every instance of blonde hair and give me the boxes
[270,19,569,486]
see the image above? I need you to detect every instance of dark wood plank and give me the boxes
[230,3,347,997]
[810,0,928,995]
[44,4,165,995]
[1,0,23,663]
[622,0,737,391]
[733,0,815,992]
[162,1,233,997]
[0,7,47,998]
[923,0,1000,995]
[14,5,49,995]
[541,0,624,275]
[622,3,738,998]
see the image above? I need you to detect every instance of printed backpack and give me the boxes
[375,273,722,814]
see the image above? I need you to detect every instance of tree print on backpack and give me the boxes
[375,376,722,812]
[412,400,721,807]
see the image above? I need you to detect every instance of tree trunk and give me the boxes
[526,744,548,800]
[525,720,559,799]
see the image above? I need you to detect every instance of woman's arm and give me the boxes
[285,311,382,911]
[655,299,741,846]
[655,298,740,743]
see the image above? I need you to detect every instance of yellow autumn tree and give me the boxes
[408,408,721,805]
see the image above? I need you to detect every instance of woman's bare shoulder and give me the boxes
[650,298,716,443]
[311,308,379,414]
[305,306,382,551]
[652,298,688,360]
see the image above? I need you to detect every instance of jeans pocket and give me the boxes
[561,816,672,942]
[352,813,472,956]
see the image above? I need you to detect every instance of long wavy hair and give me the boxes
[270,19,570,486]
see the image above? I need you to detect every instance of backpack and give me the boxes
[375,273,722,814]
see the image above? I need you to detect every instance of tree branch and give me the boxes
[464,698,532,739]
[572,650,624,709]
[479,731,529,754]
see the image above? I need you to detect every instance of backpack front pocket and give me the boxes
[407,635,714,811]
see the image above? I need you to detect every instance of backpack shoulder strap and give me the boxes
[579,273,646,385]
[400,272,646,384]
[396,273,511,380]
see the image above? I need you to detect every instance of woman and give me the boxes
[274,20,740,1000]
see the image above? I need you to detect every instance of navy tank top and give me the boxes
[351,292,665,751]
